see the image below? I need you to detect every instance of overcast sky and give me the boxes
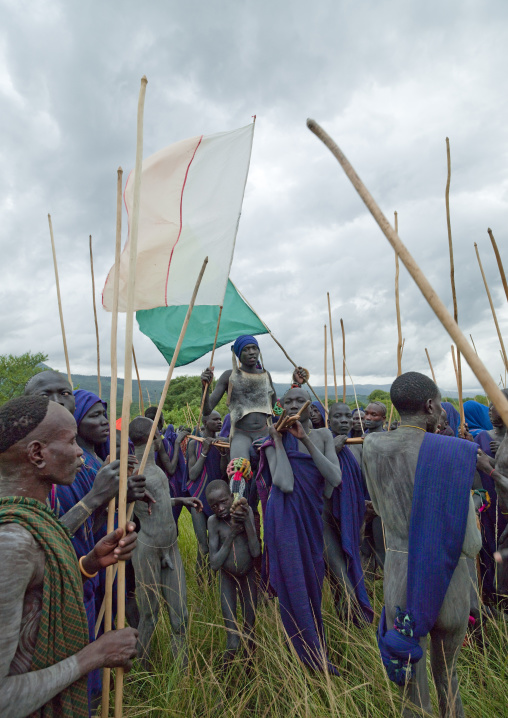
[1,0,508,395]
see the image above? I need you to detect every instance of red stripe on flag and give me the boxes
[164,135,203,306]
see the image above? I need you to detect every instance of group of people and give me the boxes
[1,333,508,718]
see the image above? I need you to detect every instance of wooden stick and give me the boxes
[346,437,364,444]
[425,348,437,384]
[327,292,338,402]
[232,282,327,413]
[488,228,508,304]
[196,306,223,436]
[132,346,145,414]
[474,242,508,372]
[48,214,72,387]
[146,388,151,406]
[394,211,403,376]
[188,434,230,449]
[344,358,364,433]
[324,325,328,416]
[100,167,123,715]
[89,235,101,399]
[115,76,147,718]
[451,345,465,429]
[445,138,465,437]
[276,400,311,433]
[340,318,346,402]
[305,118,508,427]
[470,334,478,355]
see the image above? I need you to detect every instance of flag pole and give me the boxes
[327,292,339,402]
[388,211,403,431]
[324,325,328,416]
[132,345,145,414]
[94,258,208,634]
[196,306,223,437]
[340,318,346,402]
[474,242,508,372]
[444,138,465,436]
[100,168,123,715]
[470,334,479,356]
[306,118,508,426]
[48,214,72,387]
[89,235,101,399]
[488,228,508,304]
[451,346,464,421]
[115,76,148,718]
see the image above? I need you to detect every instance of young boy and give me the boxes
[206,480,260,666]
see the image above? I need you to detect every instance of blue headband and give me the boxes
[232,335,259,358]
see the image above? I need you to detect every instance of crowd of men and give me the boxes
[1,333,507,718]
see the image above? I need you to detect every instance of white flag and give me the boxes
[102,122,255,312]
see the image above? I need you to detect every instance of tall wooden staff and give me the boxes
[445,138,465,435]
[394,211,403,375]
[327,292,338,402]
[425,348,437,383]
[474,242,508,372]
[324,325,328,415]
[306,119,508,425]
[470,335,478,356]
[196,305,223,435]
[89,235,101,398]
[132,345,145,414]
[488,228,508,304]
[48,214,72,387]
[115,76,148,718]
[451,346,464,420]
[101,167,123,716]
[340,318,346,402]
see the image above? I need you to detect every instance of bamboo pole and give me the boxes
[394,211,403,376]
[324,325,328,415]
[48,214,72,387]
[306,118,508,427]
[474,242,508,372]
[132,346,145,414]
[451,345,465,429]
[196,306,223,435]
[344,359,364,433]
[327,292,339,402]
[340,318,346,402]
[95,258,209,634]
[115,76,148,718]
[470,334,478,355]
[488,228,508,304]
[89,235,101,399]
[445,137,465,436]
[100,168,123,716]
[425,348,437,384]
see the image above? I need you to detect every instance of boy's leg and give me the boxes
[220,571,240,665]
[191,507,211,584]
[238,569,257,656]
[132,544,162,669]
[161,543,189,669]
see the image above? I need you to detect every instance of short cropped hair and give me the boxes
[390,372,439,415]
[0,395,50,454]
[205,479,230,500]
[129,416,153,446]
[368,401,387,416]
[144,406,158,420]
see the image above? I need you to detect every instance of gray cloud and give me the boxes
[1,0,508,397]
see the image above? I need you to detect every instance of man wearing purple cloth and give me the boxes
[364,372,482,718]
[259,387,342,674]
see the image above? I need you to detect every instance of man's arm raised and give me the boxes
[200,368,230,417]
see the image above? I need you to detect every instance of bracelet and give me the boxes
[79,555,98,578]
[489,468,496,477]
[76,500,93,518]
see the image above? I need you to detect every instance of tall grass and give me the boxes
[117,511,507,717]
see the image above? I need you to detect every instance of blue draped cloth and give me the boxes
[475,430,508,598]
[219,413,231,438]
[56,448,102,705]
[464,401,492,437]
[160,424,187,524]
[261,432,339,675]
[186,442,224,517]
[331,446,373,623]
[378,433,477,685]
[441,401,460,437]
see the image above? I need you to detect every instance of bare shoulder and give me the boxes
[207,514,219,531]
[219,369,232,383]
[312,427,333,444]
[0,525,43,581]
[364,430,423,458]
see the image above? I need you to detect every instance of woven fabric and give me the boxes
[0,496,89,718]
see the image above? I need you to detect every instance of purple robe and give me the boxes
[186,442,224,517]
[331,446,373,623]
[475,430,508,598]
[160,425,187,524]
[260,432,339,675]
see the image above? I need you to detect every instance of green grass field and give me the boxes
[117,510,507,717]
